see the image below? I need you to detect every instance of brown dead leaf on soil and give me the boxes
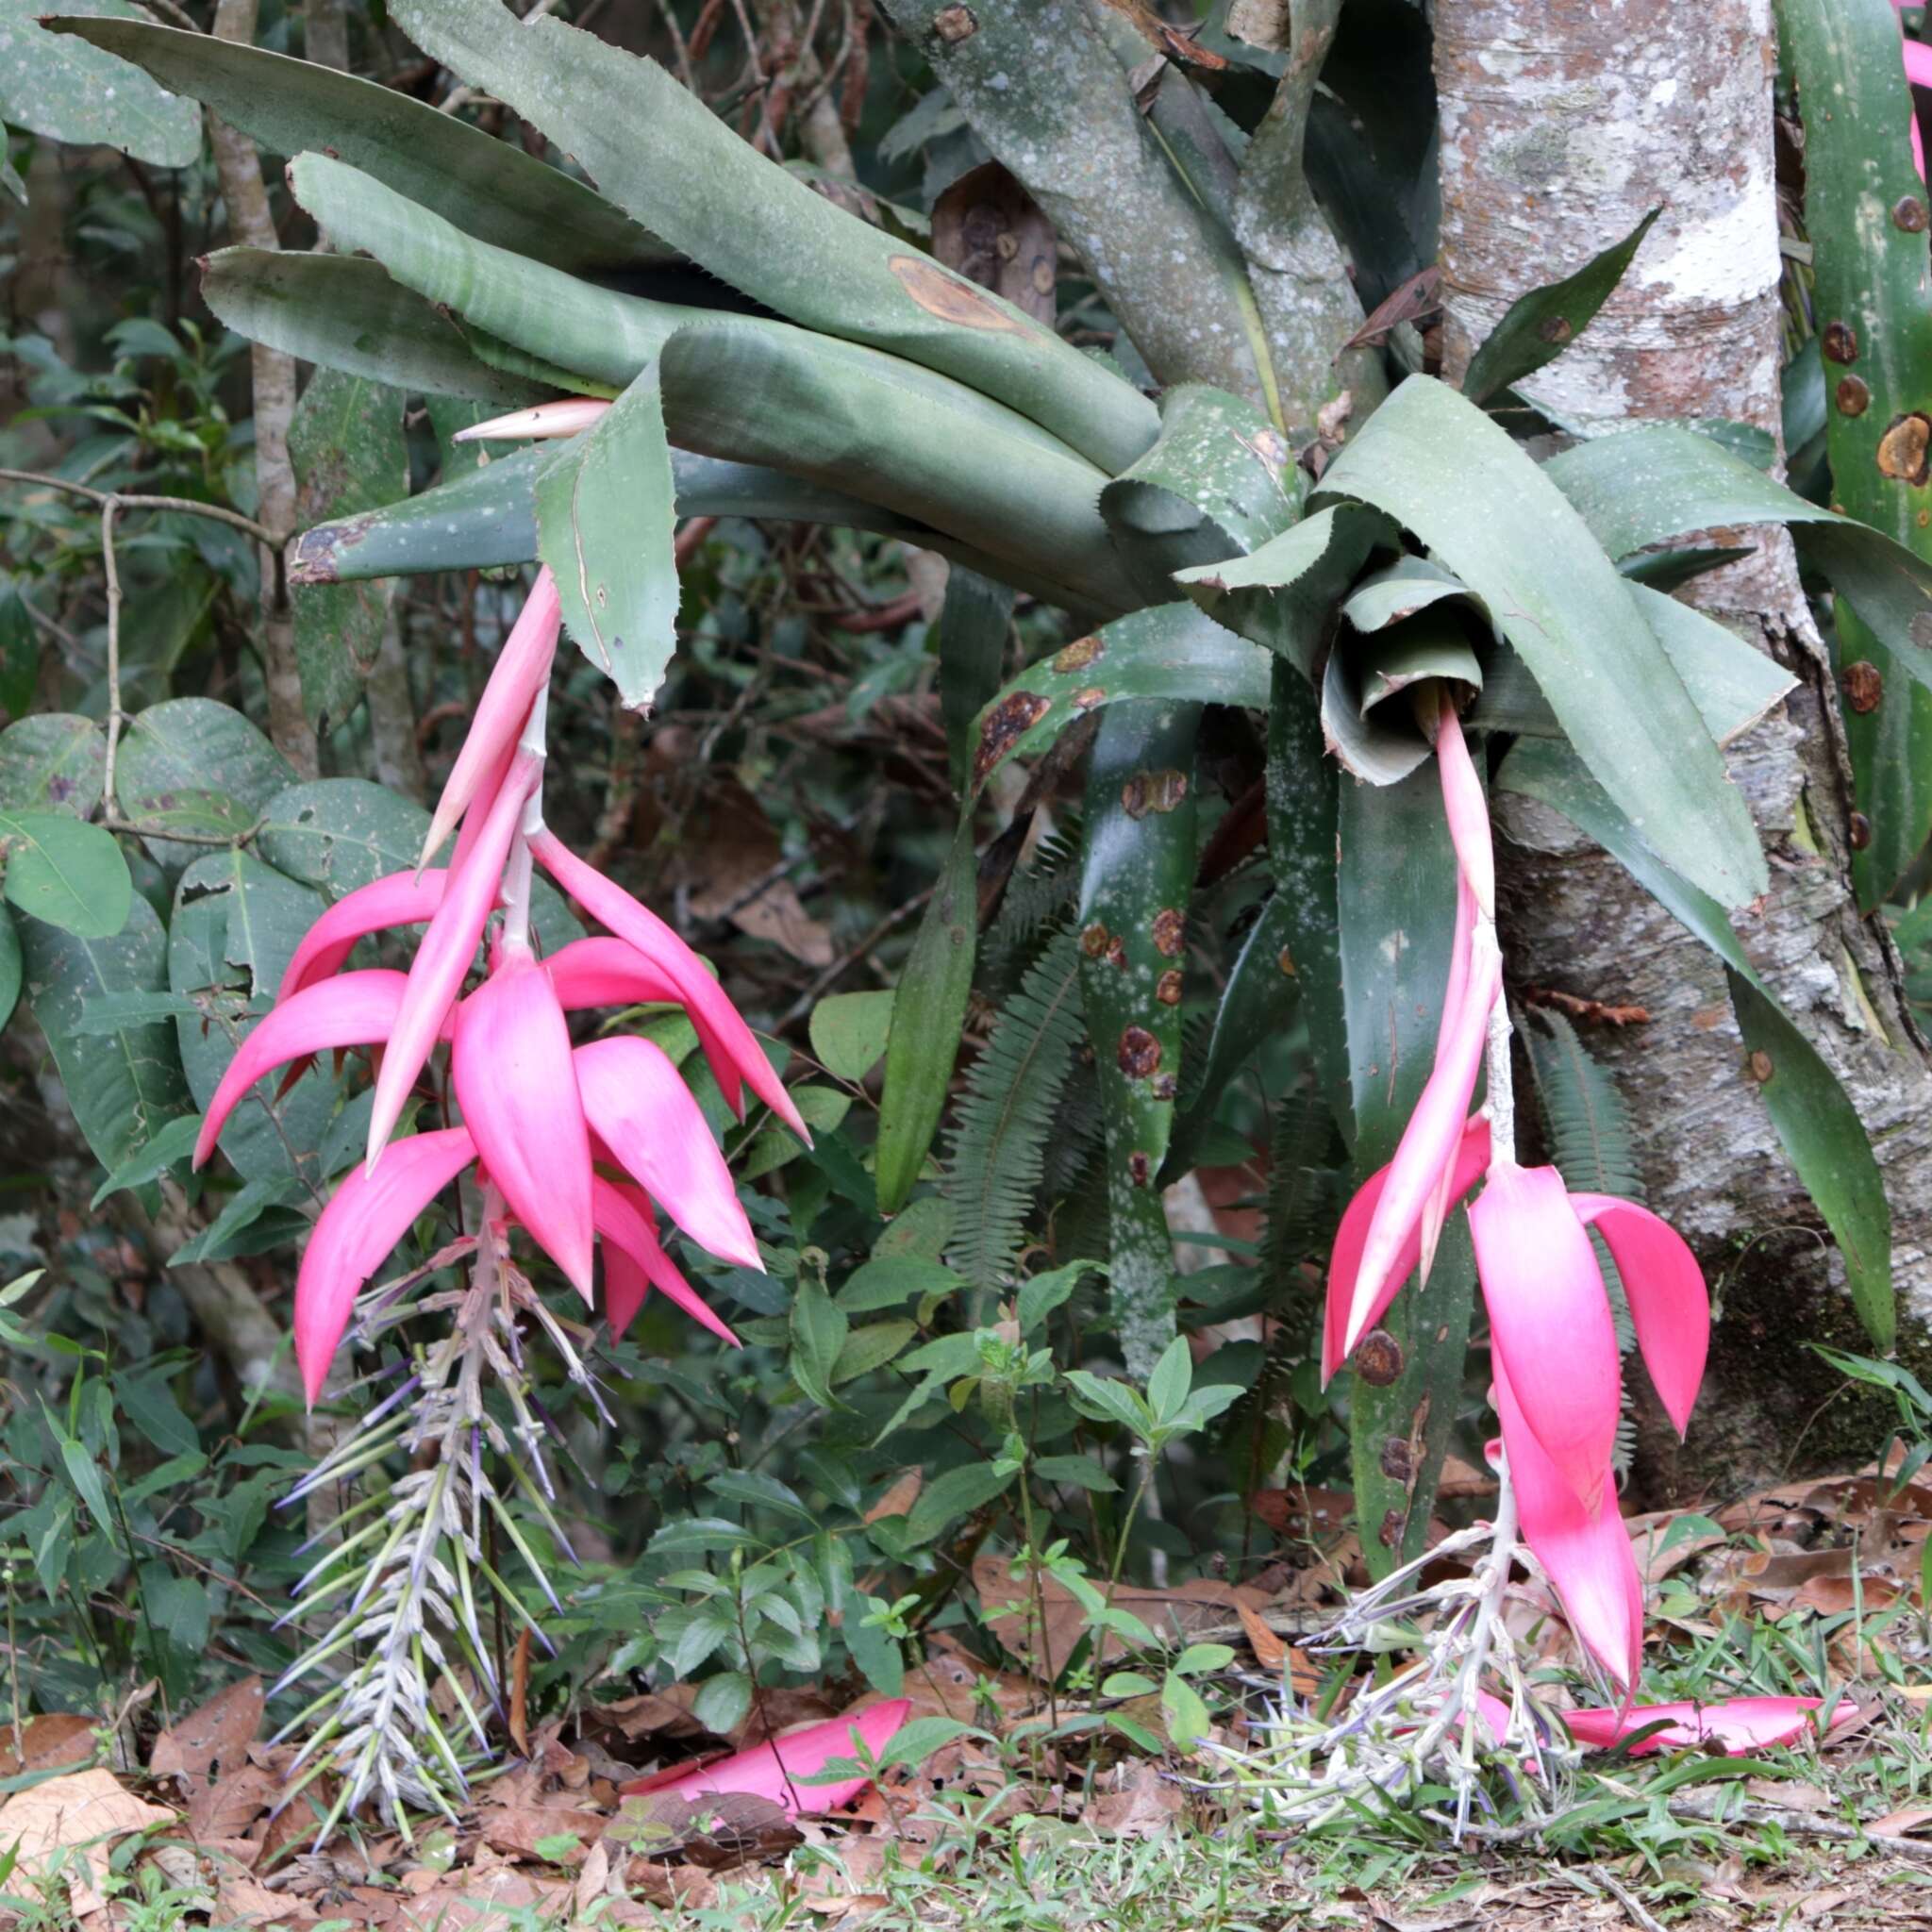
[0,1767,174,1916]
[1085,1763,1183,1839]
[0,1711,96,1779]
[151,1675,263,1792]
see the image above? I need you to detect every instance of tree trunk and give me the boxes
[1435,0,1932,1492]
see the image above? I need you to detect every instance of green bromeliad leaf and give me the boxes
[963,605,1270,802]
[201,250,552,408]
[287,155,691,393]
[387,0,1158,475]
[1775,0,1932,906]
[1460,207,1660,408]
[47,15,663,274]
[1544,421,1932,686]
[534,363,679,710]
[2,0,199,169]
[1336,758,1476,1575]
[657,320,1131,616]
[1317,376,1767,909]
[1077,701,1200,1374]
[284,444,941,587]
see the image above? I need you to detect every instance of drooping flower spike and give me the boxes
[1319,677,1713,1690]
[1563,1696,1855,1757]
[192,570,806,1403]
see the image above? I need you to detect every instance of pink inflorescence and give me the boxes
[192,567,808,1404]
[1323,691,1710,1692]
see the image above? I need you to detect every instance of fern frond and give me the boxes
[944,928,1087,1291]
[980,817,1083,998]
[1040,1055,1104,1200]
[1261,1084,1347,1319]
[1523,1008,1641,1199]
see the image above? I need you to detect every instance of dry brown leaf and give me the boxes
[479,1804,608,1864]
[1085,1764,1182,1839]
[188,1760,279,1843]
[0,1712,96,1779]
[1234,1599,1287,1671]
[1869,1804,1932,1838]
[152,1676,263,1791]
[865,1471,923,1524]
[0,1768,175,1916]
[214,1871,318,1927]
[674,777,833,967]
[583,1687,708,1747]
[508,1627,532,1759]
[391,1865,572,1931]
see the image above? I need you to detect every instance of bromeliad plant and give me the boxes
[20,0,1932,1830]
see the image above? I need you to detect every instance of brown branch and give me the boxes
[208,0,319,780]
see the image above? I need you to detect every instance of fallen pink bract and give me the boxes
[620,1699,913,1817]
[1564,1695,1852,1757]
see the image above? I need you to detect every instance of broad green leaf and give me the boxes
[1776,0,1932,907]
[535,362,679,708]
[115,699,295,853]
[0,579,34,720]
[1016,1258,1100,1335]
[705,1470,810,1521]
[831,1320,917,1385]
[169,1176,310,1265]
[903,1462,1016,1546]
[169,851,335,1184]
[1145,1336,1191,1424]
[1,0,198,167]
[809,990,895,1083]
[1337,760,1476,1574]
[844,1600,905,1696]
[1497,737,1894,1353]
[938,569,1016,796]
[836,1254,960,1314]
[789,1274,849,1410]
[387,0,1158,472]
[1033,1453,1118,1493]
[256,779,430,897]
[740,1085,852,1181]
[1317,377,1765,908]
[20,891,191,1171]
[1544,422,1932,697]
[0,811,130,938]
[289,154,691,393]
[0,907,17,1029]
[965,603,1269,803]
[1462,208,1660,407]
[48,16,662,273]
[289,369,408,734]
[691,1672,751,1739]
[0,715,104,816]
[90,1109,201,1208]
[112,1365,199,1457]
[1078,700,1199,1372]
[875,824,977,1214]
[658,319,1130,615]
[200,249,551,408]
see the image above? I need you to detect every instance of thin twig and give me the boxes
[101,501,124,820]
[0,469,275,545]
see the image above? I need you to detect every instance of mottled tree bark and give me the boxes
[1435,0,1932,1491]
